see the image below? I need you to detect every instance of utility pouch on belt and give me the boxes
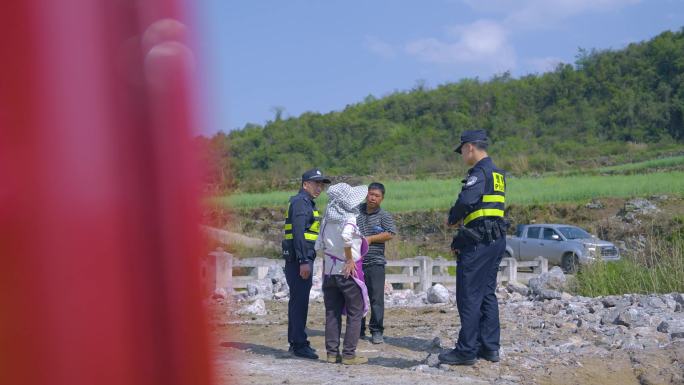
[499,220,510,236]
[491,222,500,240]
[483,221,493,243]
[492,220,510,240]
[460,226,483,243]
[452,225,485,251]
[493,219,509,240]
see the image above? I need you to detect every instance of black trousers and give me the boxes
[454,237,505,357]
[361,264,385,334]
[285,260,313,347]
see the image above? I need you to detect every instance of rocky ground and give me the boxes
[202,195,684,384]
[208,267,684,385]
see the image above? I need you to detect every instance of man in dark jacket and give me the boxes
[439,130,508,366]
[283,168,331,359]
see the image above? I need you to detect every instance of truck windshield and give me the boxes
[558,227,591,239]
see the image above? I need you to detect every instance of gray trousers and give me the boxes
[322,275,364,358]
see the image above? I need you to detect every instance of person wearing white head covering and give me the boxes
[316,183,370,365]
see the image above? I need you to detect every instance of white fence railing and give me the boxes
[200,248,548,294]
[383,255,548,291]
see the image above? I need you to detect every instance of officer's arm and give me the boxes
[447,168,486,225]
[290,199,310,264]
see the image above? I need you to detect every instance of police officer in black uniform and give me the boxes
[439,129,509,366]
[283,168,331,359]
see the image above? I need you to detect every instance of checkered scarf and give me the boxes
[323,183,368,224]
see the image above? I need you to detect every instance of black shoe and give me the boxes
[292,345,319,360]
[360,331,367,340]
[477,349,500,362]
[438,349,477,366]
[289,343,316,352]
[371,331,384,344]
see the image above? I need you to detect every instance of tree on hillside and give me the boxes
[217,28,684,191]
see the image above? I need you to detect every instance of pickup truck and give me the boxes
[505,224,620,273]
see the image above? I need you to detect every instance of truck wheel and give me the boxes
[562,253,579,274]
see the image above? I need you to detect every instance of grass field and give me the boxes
[214,170,684,212]
[596,154,684,173]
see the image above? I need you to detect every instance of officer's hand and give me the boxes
[342,260,356,279]
[299,263,311,280]
[451,248,460,256]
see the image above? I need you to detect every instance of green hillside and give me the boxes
[202,28,684,192]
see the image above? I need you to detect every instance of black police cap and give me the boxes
[301,168,331,183]
[455,129,489,153]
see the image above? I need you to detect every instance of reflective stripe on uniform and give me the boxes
[463,208,504,225]
[482,195,505,203]
[284,224,319,234]
[311,211,321,233]
[283,202,320,241]
[286,232,318,241]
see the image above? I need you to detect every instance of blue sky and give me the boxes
[191,0,684,134]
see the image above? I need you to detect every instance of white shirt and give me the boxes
[316,218,363,276]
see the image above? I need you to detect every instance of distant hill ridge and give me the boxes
[201,28,684,191]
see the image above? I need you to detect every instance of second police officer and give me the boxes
[439,129,509,366]
[283,168,331,359]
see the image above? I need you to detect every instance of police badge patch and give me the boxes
[465,176,478,187]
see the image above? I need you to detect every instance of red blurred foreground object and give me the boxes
[0,1,215,385]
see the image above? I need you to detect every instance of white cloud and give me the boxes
[405,19,516,71]
[385,0,641,74]
[363,36,397,59]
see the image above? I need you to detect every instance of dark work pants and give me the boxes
[322,275,364,358]
[361,264,385,334]
[454,237,505,358]
[285,260,313,347]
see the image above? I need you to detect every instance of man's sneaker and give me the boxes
[326,354,341,363]
[437,349,477,366]
[371,331,384,344]
[477,349,500,362]
[341,355,368,365]
[292,345,319,360]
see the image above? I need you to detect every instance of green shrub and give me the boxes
[575,236,684,296]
